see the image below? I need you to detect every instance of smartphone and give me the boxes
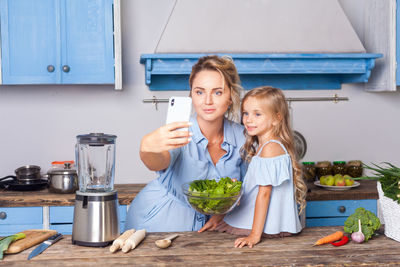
[166,97,192,130]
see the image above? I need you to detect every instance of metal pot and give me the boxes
[47,162,78,193]
[15,165,41,184]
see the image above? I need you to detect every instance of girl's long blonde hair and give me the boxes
[240,86,307,214]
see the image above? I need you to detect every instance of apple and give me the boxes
[333,174,342,180]
[344,175,354,186]
[319,176,327,185]
[335,179,346,186]
[325,175,335,186]
[334,174,346,186]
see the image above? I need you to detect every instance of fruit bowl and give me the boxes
[314,180,360,191]
[182,183,242,215]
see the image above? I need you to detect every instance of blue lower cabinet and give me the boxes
[306,199,377,227]
[49,224,74,235]
[49,205,127,235]
[49,206,74,235]
[0,207,43,236]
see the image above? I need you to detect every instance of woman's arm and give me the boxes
[140,121,192,171]
[234,185,272,248]
[197,214,225,232]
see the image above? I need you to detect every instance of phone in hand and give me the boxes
[165,97,192,130]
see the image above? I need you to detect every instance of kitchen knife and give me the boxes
[27,233,63,260]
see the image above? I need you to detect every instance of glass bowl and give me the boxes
[182,183,242,215]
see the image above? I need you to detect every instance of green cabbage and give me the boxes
[344,207,381,242]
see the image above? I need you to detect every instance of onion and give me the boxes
[351,219,365,243]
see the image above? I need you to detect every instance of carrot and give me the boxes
[313,231,344,246]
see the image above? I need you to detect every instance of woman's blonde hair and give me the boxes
[240,86,307,214]
[189,55,242,122]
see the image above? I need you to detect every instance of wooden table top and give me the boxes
[0,180,377,207]
[1,226,399,266]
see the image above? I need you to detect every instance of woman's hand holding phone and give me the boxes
[140,121,192,171]
[141,121,192,153]
[140,96,192,171]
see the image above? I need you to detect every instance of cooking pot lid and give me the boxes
[48,161,77,175]
[293,130,307,160]
[77,133,117,145]
[48,168,77,175]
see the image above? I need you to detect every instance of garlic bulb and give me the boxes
[351,219,365,243]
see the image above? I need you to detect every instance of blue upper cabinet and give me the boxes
[61,0,114,84]
[0,0,115,85]
[0,0,59,84]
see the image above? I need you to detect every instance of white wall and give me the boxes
[0,0,399,183]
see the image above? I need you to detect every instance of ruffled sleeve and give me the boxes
[252,155,291,187]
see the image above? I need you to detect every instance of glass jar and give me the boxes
[315,161,332,179]
[302,162,316,182]
[75,133,117,192]
[332,161,347,175]
[346,160,363,177]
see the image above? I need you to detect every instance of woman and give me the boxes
[125,55,247,232]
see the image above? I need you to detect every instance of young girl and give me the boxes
[199,86,307,248]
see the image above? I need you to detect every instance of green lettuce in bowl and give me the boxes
[182,177,242,215]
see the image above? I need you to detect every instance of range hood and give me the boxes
[141,0,381,90]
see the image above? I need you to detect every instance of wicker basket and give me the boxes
[377,182,400,242]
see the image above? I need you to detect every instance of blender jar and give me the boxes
[76,133,117,192]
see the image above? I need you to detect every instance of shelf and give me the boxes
[140,53,382,90]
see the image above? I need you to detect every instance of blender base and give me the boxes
[72,239,113,247]
[72,190,120,247]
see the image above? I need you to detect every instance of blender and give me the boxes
[72,133,120,247]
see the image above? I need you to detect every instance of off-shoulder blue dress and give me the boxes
[223,140,302,234]
[124,116,247,232]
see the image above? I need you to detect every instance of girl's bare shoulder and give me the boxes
[259,142,285,158]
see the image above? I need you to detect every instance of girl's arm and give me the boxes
[140,121,192,171]
[234,185,272,248]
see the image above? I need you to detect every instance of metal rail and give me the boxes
[143,94,348,110]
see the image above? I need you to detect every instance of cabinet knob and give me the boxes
[62,65,70,73]
[338,206,346,213]
[0,211,7,220]
[47,65,55,73]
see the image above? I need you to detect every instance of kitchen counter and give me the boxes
[0,184,146,207]
[1,226,400,266]
[306,180,378,201]
[0,181,377,207]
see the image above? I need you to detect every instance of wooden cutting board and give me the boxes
[6,229,58,254]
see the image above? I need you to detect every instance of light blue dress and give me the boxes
[125,116,247,232]
[223,140,302,234]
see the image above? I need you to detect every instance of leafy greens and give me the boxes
[187,177,242,214]
[355,162,400,203]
